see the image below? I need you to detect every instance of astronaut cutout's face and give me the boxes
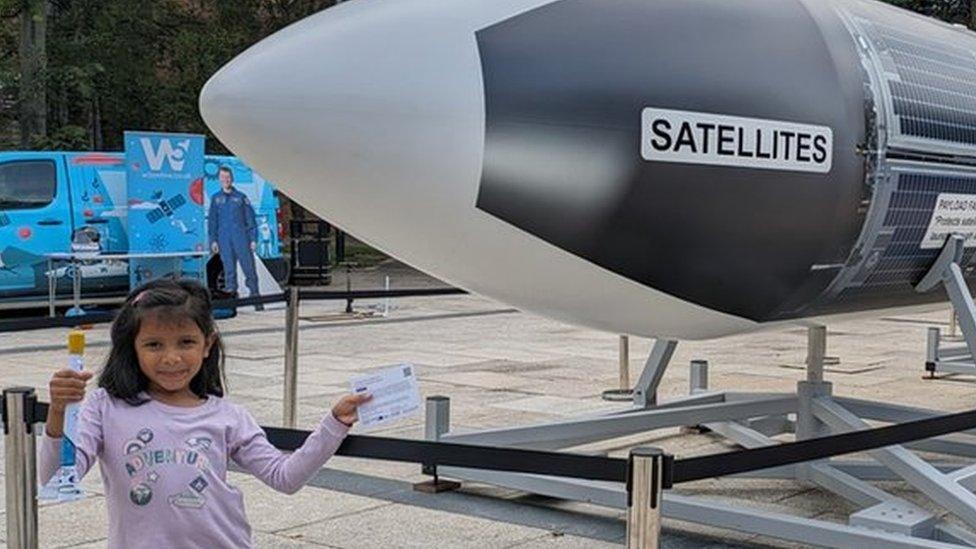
[218,169,233,192]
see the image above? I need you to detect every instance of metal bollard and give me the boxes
[926,327,940,378]
[627,447,667,549]
[619,335,630,390]
[806,325,827,384]
[689,360,708,394]
[413,396,460,494]
[424,396,450,444]
[4,387,39,549]
[283,286,300,428]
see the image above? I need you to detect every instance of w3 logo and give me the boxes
[140,138,192,172]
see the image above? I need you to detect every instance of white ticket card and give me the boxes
[349,364,422,427]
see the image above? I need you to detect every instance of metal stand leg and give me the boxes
[283,286,300,428]
[66,258,84,317]
[918,235,976,377]
[414,396,460,493]
[47,258,55,318]
[4,387,39,549]
[633,339,678,408]
[627,447,665,549]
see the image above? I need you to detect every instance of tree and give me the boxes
[17,0,46,148]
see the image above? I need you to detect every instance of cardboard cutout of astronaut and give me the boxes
[207,165,282,310]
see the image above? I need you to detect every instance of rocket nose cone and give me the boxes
[198,0,486,217]
[198,12,327,165]
[197,0,496,262]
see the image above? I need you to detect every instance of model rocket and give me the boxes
[200,0,976,339]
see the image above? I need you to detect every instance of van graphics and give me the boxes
[125,132,207,289]
[140,138,192,172]
[0,151,284,303]
[641,108,833,174]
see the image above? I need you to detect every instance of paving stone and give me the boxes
[279,502,548,548]
[252,531,340,547]
[426,371,547,392]
[235,382,345,401]
[35,493,108,547]
[489,395,624,416]
[509,532,623,548]
[233,475,389,533]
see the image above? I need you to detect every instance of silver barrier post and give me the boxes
[926,327,940,378]
[72,258,82,313]
[424,396,450,444]
[414,396,460,493]
[283,286,300,428]
[627,447,665,549]
[47,258,56,318]
[619,335,630,391]
[4,387,39,549]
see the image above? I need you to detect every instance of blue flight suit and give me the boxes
[208,188,259,295]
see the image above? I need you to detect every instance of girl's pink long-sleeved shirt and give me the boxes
[39,388,349,548]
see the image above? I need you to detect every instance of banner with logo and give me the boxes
[124,131,207,290]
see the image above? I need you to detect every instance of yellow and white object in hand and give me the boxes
[39,330,86,502]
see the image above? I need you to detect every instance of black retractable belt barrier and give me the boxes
[23,401,626,482]
[674,407,976,484]
[0,311,117,333]
[212,293,287,309]
[265,426,629,483]
[298,288,467,300]
[25,401,976,487]
[0,287,465,333]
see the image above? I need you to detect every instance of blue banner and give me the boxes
[124,132,206,289]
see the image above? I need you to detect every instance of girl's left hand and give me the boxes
[331,393,372,427]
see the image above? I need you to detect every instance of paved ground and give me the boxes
[1,261,975,547]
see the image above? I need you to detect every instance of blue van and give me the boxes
[0,151,286,305]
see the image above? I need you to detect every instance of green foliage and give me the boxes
[31,123,87,149]
[1,0,336,151]
[0,0,972,153]
[887,0,972,25]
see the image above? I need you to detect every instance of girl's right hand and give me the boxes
[49,369,94,411]
[46,369,93,437]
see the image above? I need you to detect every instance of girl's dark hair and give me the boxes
[99,278,225,406]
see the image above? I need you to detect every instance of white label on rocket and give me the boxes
[921,193,976,249]
[641,108,833,174]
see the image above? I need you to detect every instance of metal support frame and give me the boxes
[283,286,300,428]
[920,235,976,377]
[4,387,39,549]
[423,307,976,547]
[632,339,677,408]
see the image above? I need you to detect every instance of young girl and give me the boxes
[41,278,369,548]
